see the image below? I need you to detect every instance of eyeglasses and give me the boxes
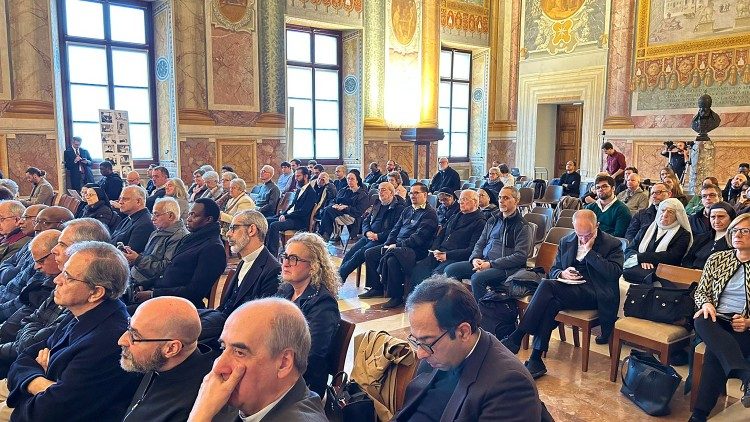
[650,190,669,196]
[34,252,52,265]
[60,270,92,286]
[125,324,174,343]
[228,224,252,232]
[408,191,426,195]
[34,218,62,226]
[594,185,611,190]
[730,227,750,237]
[151,211,171,219]
[407,331,449,355]
[0,215,17,222]
[279,253,311,266]
[19,215,37,221]
[701,193,719,199]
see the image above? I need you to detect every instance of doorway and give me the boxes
[554,104,583,178]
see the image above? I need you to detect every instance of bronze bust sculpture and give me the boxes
[691,94,721,141]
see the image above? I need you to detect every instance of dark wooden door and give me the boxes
[554,104,582,177]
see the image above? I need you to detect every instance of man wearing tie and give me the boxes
[63,137,94,191]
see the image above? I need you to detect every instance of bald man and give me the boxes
[120,297,216,422]
[501,210,624,378]
[32,206,74,236]
[256,165,281,217]
[125,171,141,187]
[189,298,326,422]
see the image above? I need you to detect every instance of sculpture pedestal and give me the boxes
[400,128,444,180]
[690,138,715,195]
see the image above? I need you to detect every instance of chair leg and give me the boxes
[691,350,704,411]
[658,345,670,365]
[581,324,591,372]
[558,323,567,343]
[572,326,580,348]
[355,264,362,288]
[522,334,530,350]
[609,330,623,382]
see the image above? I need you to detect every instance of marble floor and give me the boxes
[331,255,745,421]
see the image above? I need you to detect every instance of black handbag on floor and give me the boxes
[623,282,697,328]
[620,350,682,416]
[479,290,518,339]
[324,371,376,422]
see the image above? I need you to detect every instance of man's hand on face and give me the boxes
[188,362,246,422]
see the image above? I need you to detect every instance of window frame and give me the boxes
[439,48,472,162]
[57,0,158,166]
[285,25,343,165]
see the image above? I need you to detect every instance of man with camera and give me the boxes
[660,141,691,181]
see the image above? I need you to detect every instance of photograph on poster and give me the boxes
[119,155,130,163]
[121,166,132,173]
[100,112,112,123]
[117,145,130,154]
[101,124,113,133]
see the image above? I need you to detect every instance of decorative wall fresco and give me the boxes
[440,0,490,46]
[521,0,607,56]
[384,0,422,127]
[207,0,260,111]
[217,140,257,184]
[632,1,750,111]
[7,134,59,195]
[363,1,385,122]
[342,31,364,169]
[154,1,179,164]
[286,0,363,26]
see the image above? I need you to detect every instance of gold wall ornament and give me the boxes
[540,0,585,21]
[212,0,256,33]
[391,0,418,46]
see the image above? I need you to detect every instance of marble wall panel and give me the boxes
[217,141,257,184]
[604,0,634,122]
[208,110,262,127]
[487,139,516,169]
[0,0,11,101]
[174,0,208,109]
[632,113,750,129]
[363,140,389,169]
[209,26,259,110]
[7,134,59,195]
[7,0,53,102]
[389,144,414,178]
[709,142,750,187]
[179,137,215,182]
[632,142,665,182]
[257,139,286,179]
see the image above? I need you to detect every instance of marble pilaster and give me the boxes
[257,0,285,116]
[174,0,210,123]
[420,0,439,128]
[488,0,520,130]
[692,140,714,195]
[603,0,635,128]
[363,1,385,126]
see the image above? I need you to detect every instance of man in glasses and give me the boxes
[361,182,438,309]
[0,204,48,286]
[0,219,109,379]
[394,276,541,421]
[584,174,631,238]
[689,184,722,236]
[123,197,188,299]
[132,198,226,309]
[502,210,624,378]
[0,201,28,264]
[255,165,280,218]
[111,185,156,253]
[625,182,672,243]
[120,296,216,422]
[3,241,139,421]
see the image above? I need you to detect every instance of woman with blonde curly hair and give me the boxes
[276,232,341,397]
[164,178,189,220]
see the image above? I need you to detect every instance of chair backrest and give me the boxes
[535,242,558,274]
[427,194,437,209]
[549,178,561,186]
[474,179,482,188]
[468,176,479,182]
[49,191,58,206]
[277,191,295,214]
[580,180,594,198]
[519,187,534,205]
[409,178,417,186]
[58,195,72,211]
[556,217,574,229]
[208,269,234,309]
[541,185,563,202]
[655,264,702,288]
[523,213,548,244]
[461,182,471,189]
[525,222,537,257]
[616,237,628,252]
[328,319,356,376]
[530,206,553,220]
[544,227,574,245]
[420,179,430,186]
[559,208,577,219]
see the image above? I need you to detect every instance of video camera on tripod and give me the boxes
[663,140,695,149]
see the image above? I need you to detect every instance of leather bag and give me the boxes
[623,282,697,328]
[620,350,682,416]
[325,371,376,422]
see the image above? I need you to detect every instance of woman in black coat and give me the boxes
[682,202,734,269]
[623,198,692,284]
[81,184,120,231]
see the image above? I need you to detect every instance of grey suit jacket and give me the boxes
[395,330,542,422]
[235,376,326,422]
[24,180,54,206]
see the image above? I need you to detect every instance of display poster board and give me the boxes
[99,109,133,177]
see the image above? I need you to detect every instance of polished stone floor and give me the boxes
[332,256,744,421]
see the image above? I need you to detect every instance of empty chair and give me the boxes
[474,179,482,188]
[517,187,534,214]
[535,185,563,208]
[544,227,574,245]
[530,206,553,222]
[523,213,549,244]
[556,217,574,229]
[420,178,430,186]
[409,178,417,185]
[558,208,577,219]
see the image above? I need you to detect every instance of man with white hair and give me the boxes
[120,297,215,422]
[0,202,28,263]
[616,172,648,215]
[256,165,280,217]
[123,197,189,291]
[428,157,461,194]
[189,298,327,422]
[200,171,222,201]
[125,171,141,187]
[112,186,156,253]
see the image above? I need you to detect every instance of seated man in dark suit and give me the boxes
[133,199,227,309]
[338,182,405,283]
[428,157,461,194]
[220,210,280,315]
[444,186,531,300]
[4,241,139,420]
[393,276,542,421]
[502,209,624,378]
[625,182,672,244]
[111,186,156,253]
[144,166,169,212]
[265,167,317,257]
[688,184,721,236]
[360,183,438,309]
[255,165,281,217]
[189,298,327,422]
[120,297,215,422]
[411,189,486,286]
[98,160,123,204]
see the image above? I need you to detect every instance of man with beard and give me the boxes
[266,167,317,257]
[723,172,748,204]
[133,198,226,309]
[120,297,217,422]
[584,175,631,237]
